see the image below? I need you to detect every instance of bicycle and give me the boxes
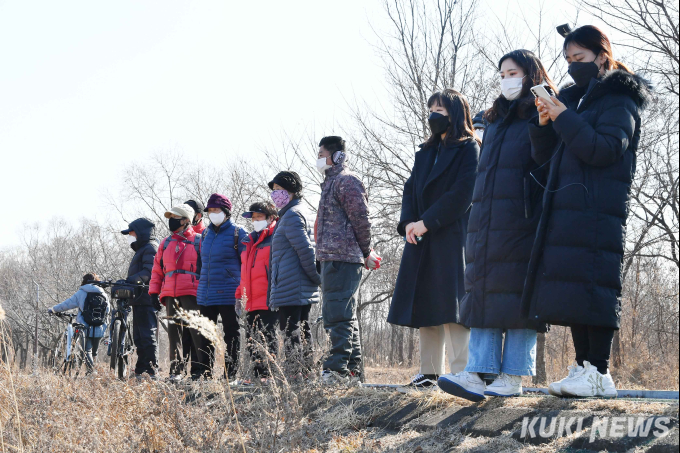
[50,312,87,377]
[90,280,147,380]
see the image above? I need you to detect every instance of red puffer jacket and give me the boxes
[235,221,276,312]
[149,226,201,302]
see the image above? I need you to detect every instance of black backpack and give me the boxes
[82,291,108,327]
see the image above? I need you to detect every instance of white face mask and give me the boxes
[476,129,484,141]
[252,220,268,232]
[209,212,226,226]
[501,76,525,100]
[316,157,331,175]
[126,235,137,245]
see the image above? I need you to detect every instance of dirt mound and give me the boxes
[300,387,679,452]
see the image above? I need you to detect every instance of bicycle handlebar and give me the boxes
[51,312,76,320]
[88,280,148,288]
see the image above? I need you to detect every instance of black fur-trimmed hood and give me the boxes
[559,69,652,110]
[600,69,652,109]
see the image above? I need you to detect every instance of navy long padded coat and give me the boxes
[268,198,321,309]
[126,218,158,307]
[460,100,547,332]
[388,138,479,329]
[521,70,651,329]
[197,220,247,306]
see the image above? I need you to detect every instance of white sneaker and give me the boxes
[168,374,183,384]
[548,363,584,396]
[437,372,486,402]
[484,373,523,397]
[560,361,618,398]
[321,370,349,386]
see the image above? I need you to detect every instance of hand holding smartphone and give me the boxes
[531,85,556,106]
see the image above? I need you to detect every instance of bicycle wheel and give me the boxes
[110,320,128,380]
[110,320,121,372]
[51,332,68,372]
[117,327,129,380]
[66,332,85,378]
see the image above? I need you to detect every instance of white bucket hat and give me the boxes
[164,203,195,220]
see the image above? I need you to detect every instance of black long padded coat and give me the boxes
[125,218,159,307]
[521,70,651,329]
[460,100,547,332]
[388,138,479,329]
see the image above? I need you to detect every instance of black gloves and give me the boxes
[151,294,162,312]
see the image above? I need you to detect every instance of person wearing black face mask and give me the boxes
[388,89,480,393]
[185,199,206,234]
[524,25,652,398]
[149,204,208,382]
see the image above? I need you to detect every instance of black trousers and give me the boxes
[278,305,313,374]
[245,310,279,377]
[132,305,159,375]
[165,295,207,378]
[571,324,616,374]
[199,304,240,379]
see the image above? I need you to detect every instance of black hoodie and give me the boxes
[126,218,159,306]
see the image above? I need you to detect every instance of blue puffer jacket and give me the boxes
[197,219,247,306]
[268,198,321,309]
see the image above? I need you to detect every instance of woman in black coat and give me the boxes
[388,89,480,391]
[439,50,557,403]
[523,26,651,398]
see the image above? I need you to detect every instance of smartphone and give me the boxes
[531,85,556,106]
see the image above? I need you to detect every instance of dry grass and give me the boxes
[1,311,677,453]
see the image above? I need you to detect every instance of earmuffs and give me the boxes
[331,150,346,165]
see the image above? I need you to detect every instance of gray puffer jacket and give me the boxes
[268,198,321,309]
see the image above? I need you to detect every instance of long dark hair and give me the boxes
[485,49,558,124]
[425,89,479,147]
[563,25,632,73]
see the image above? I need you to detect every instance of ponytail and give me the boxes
[610,59,633,73]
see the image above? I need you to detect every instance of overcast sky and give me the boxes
[0,0,605,249]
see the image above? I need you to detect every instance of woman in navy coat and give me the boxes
[388,89,479,392]
[439,50,556,402]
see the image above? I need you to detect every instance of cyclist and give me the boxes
[48,272,110,374]
[121,217,160,379]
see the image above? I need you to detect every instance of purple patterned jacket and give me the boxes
[316,163,371,264]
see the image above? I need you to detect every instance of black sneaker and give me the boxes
[397,374,439,393]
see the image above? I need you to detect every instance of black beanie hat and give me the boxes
[268,171,302,195]
[184,199,204,214]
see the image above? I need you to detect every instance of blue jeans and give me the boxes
[465,328,537,376]
[84,337,101,372]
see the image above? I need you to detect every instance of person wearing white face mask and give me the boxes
[438,49,558,402]
[472,111,487,142]
[235,201,279,384]
[196,193,247,383]
[120,217,160,378]
[315,136,379,385]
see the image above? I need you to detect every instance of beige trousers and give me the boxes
[419,323,470,375]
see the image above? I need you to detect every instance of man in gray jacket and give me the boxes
[315,136,380,384]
